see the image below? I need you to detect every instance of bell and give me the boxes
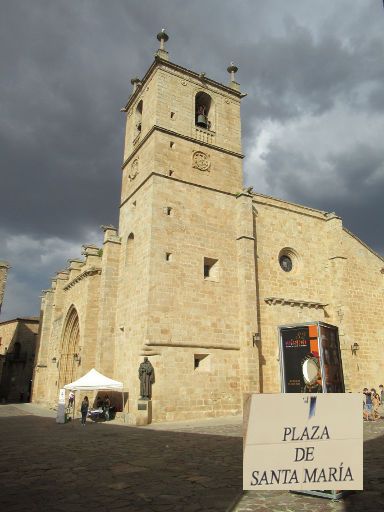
[196,114,207,128]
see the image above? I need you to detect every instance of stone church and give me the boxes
[33,32,384,423]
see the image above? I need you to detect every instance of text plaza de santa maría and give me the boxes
[32,31,384,424]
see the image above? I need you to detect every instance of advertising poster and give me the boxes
[243,393,363,491]
[280,325,323,393]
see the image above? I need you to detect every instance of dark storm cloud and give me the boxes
[259,141,384,254]
[1,0,383,318]
[239,17,384,140]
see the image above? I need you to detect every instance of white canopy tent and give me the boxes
[64,368,124,423]
[64,368,123,391]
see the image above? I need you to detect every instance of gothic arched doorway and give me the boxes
[58,307,80,389]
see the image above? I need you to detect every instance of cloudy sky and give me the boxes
[1,0,384,320]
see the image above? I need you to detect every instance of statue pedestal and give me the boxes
[136,399,152,425]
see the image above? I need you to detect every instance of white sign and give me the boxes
[56,388,66,424]
[243,393,362,490]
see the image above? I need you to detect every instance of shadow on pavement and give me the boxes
[343,430,384,512]
[0,415,242,512]
[1,412,383,512]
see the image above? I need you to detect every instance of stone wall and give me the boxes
[0,318,39,402]
[252,193,384,394]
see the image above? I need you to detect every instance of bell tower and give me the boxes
[119,30,245,206]
[115,32,258,422]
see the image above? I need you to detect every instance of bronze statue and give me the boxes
[138,357,155,400]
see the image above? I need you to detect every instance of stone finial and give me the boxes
[67,259,83,270]
[56,270,70,281]
[101,225,119,244]
[100,224,117,233]
[155,29,169,61]
[157,28,169,48]
[81,244,100,257]
[227,62,240,90]
[130,77,142,94]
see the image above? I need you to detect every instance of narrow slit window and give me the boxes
[126,233,134,267]
[135,100,143,134]
[165,252,172,262]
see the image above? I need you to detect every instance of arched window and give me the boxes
[195,92,213,130]
[58,307,80,389]
[126,233,135,267]
[135,100,143,134]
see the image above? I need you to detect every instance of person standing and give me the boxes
[371,389,381,420]
[103,395,111,421]
[80,396,89,426]
[68,390,75,408]
[363,388,373,421]
[379,384,384,405]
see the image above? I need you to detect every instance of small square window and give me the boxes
[170,112,175,119]
[170,142,175,149]
[164,207,173,216]
[168,170,174,176]
[194,353,211,372]
[165,252,172,262]
[203,257,218,281]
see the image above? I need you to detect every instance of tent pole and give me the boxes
[121,390,125,423]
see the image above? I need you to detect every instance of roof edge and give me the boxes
[122,56,244,112]
[0,316,40,326]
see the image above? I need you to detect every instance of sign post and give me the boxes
[56,388,66,424]
[243,393,362,494]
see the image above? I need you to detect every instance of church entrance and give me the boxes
[278,322,345,394]
[58,307,80,389]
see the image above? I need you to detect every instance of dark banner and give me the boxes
[318,324,345,393]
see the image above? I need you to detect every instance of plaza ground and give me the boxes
[0,403,383,511]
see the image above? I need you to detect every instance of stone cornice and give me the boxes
[252,193,328,220]
[103,238,121,246]
[63,267,102,291]
[121,125,244,170]
[236,235,255,241]
[264,297,328,309]
[144,340,240,350]
[120,172,237,209]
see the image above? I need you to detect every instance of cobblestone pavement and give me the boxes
[0,404,383,512]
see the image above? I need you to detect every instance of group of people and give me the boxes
[363,384,383,421]
[79,394,111,426]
